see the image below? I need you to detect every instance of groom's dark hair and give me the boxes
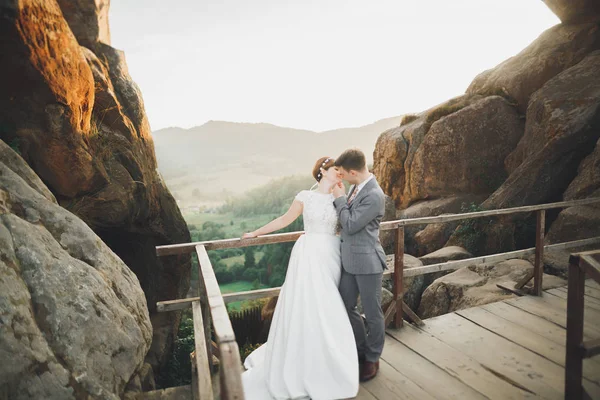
[335,148,366,172]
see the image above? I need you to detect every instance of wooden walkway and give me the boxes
[356,280,600,400]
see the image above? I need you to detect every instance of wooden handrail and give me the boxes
[156,197,600,256]
[156,236,600,313]
[580,254,600,284]
[565,249,600,399]
[192,245,244,399]
[380,197,600,230]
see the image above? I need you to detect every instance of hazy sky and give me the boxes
[109,1,559,132]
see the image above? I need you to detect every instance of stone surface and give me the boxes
[384,254,426,312]
[395,195,487,256]
[543,0,600,23]
[546,138,600,249]
[56,0,111,48]
[409,96,523,201]
[482,50,600,210]
[0,0,192,375]
[374,95,523,209]
[0,139,152,399]
[419,246,473,266]
[467,23,600,112]
[413,219,461,257]
[447,51,600,256]
[417,259,566,319]
[0,0,101,198]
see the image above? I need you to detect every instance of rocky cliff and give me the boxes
[0,0,191,392]
[374,1,600,258]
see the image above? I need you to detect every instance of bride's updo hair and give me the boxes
[312,157,336,182]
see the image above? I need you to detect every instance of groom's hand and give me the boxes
[332,182,345,198]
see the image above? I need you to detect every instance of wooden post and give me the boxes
[192,301,215,399]
[533,210,545,296]
[219,341,245,400]
[196,247,213,372]
[565,255,585,399]
[393,227,404,328]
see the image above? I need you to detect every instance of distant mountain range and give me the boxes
[152,117,402,207]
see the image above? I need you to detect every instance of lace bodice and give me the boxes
[295,190,338,235]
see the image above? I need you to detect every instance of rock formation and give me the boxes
[375,4,600,258]
[374,2,600,319]
[0,0,191,383]
[417,259,567,319]
[0,139,152,399]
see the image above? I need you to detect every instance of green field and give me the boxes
[221,251,264,267]
[220,281,270,311]
[183,211,278,239]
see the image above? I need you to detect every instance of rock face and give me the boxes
[384,254,425,312]
[375,12,600,257]
[56,0,111,48]
[467,23,600,113]
[374,95,523,209]
[417,259,566,319]
[0,0,191,375]
[543,0,600,23]
[0,139,152,399]
[546,138,600,245]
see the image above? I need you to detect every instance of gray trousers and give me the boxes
[338,269,384,363]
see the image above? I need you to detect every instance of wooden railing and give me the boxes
[155,197,600,398]
[565,249,600,399]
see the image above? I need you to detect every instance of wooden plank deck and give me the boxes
[354,280,600,400]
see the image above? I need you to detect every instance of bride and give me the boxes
[240,157,359,400]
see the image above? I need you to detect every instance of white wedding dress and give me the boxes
[242,190,359,400]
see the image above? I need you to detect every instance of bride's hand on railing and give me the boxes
[242,232,257,239]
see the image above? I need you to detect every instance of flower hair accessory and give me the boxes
[316,158,331,182]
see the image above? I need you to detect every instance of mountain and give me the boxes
[152,117,402,206]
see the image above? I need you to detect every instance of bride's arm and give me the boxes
[241,200,303,239]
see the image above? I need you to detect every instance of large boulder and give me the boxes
[545,191,600,245]
[419,246,473,266]
[417,259,566,319]
[374,95,523,210]
[56,0,111,48]
[543,0,600,24]
[484,50,600,209]
[0,0,191,374]
[545,138,600,254]
[467,23,600,112]
[392,195,487,256]
[447,51,600,256]
[409,96,523,201]
[384,254,425,312]
[0,139,152,399]
[0,0,101,198]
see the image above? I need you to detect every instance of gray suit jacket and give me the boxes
[333,177,387,275]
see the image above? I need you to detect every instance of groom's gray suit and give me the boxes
[333,176,387,363]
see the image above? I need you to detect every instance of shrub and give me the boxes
[400,114,419,126]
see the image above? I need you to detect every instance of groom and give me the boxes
[332,148,387,382]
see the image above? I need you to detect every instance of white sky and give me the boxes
[109,0,559,132]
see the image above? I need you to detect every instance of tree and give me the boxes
[244,247,256,270]
[230,263,244,280]
[268,272,285,287]
[215,267,234,284]
[242,268,259,282]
